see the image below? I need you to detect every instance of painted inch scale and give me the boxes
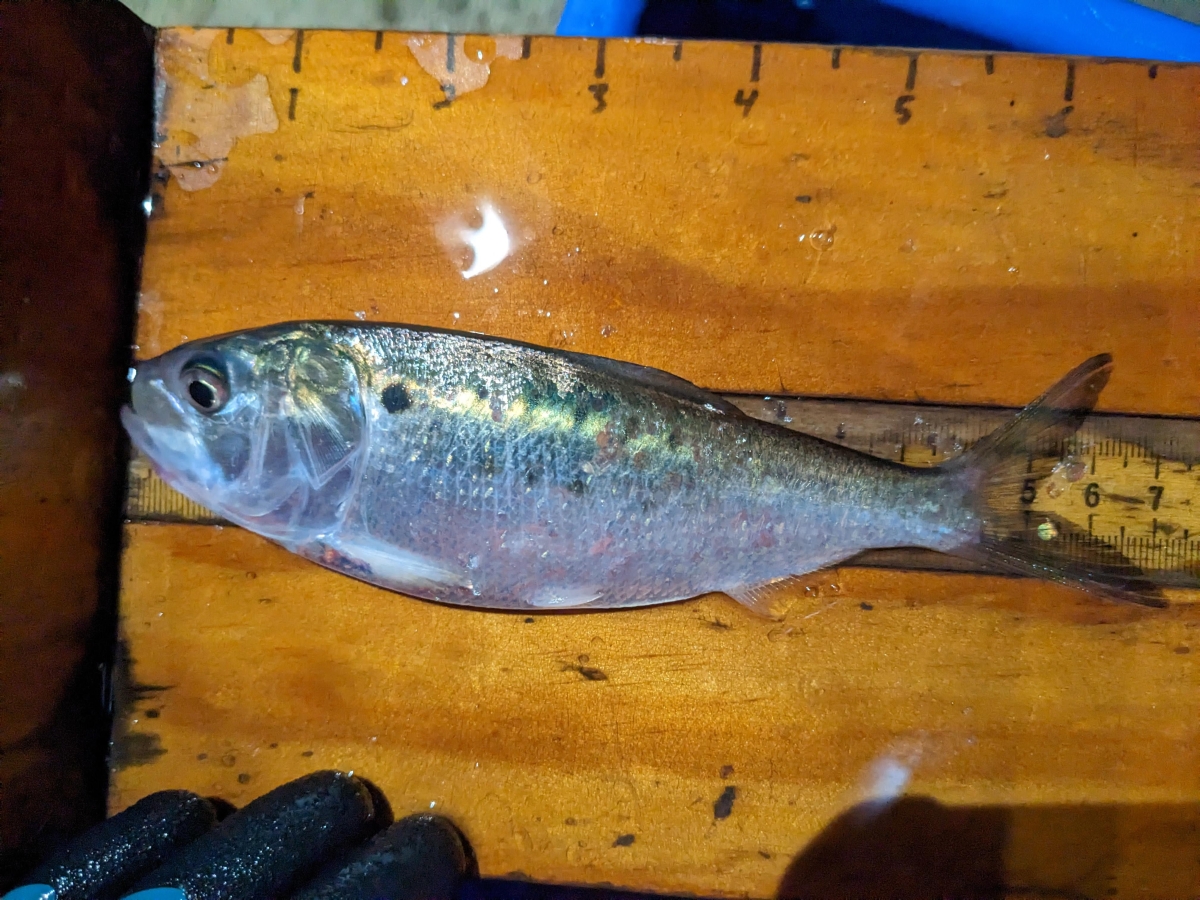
[274,32,1161,126]
[126,395,1200,584]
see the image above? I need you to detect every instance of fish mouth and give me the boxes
[121,376,227,510]
[121,402,204,496]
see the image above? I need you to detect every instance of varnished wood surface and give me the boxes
[115,29,1200,897]
[0,2,152,885]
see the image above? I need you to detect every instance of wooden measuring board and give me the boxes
[115,29,1200,898]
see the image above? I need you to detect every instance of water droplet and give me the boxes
[400,76,409,85]
[453,311,460,319]
[1046,481,1065,499]
[600,324,616,337]
[1037,520,1058,541]
[809,225,837,249]
[354,310,366,320]
[1059,459,1087,482]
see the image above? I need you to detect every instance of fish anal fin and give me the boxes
[527,586,604,609]
[726,577,807,620]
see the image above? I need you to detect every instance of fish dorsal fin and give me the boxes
[725,577,806,620]
[555,348,745,416]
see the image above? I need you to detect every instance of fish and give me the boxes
[121,321,1163,614]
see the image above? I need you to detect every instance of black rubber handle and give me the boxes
[288,814,470,900]
[4,790,217,900]
[123,771,375,900]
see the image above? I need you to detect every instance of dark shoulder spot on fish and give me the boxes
[612,833,635,847]
[381,382,411,413]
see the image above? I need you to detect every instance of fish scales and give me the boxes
[340,326,965,609]
[122,322,1164,612]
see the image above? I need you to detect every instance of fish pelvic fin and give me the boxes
[947,353,1165,608]
[726,577,803,620]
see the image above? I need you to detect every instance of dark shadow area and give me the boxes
[463,880,702,900]
[778,796,1200,900]
[0,0,153,887]
[779,797,1007,900]
[639,0,1011,51]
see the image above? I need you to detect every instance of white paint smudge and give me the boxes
[255,29,296,46]
[406,35,523,104]
[154,28,279,191]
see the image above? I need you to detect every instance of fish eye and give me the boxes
[180,357,230,413]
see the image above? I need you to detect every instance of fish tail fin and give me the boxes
[946,353,1166,608]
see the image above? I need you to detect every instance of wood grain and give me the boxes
[116,29,1200,897]
[0,2,152,883]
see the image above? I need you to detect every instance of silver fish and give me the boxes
[122,322,1160,614]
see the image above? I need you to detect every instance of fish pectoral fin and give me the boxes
[726,577,806,620]
[526,587,604,609]
[310,536,472,591]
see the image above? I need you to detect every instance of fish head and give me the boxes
[122,326,366,540]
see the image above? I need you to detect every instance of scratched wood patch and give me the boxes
[115,29,1200,898]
